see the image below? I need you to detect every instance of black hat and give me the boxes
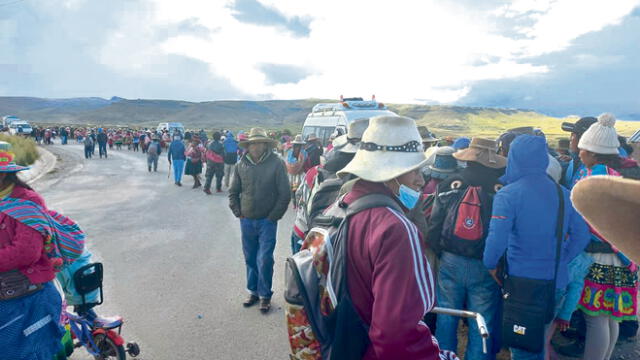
[561,117,597,136]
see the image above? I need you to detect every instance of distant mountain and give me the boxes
[1,96,636,138]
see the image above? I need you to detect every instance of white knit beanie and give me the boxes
[578,113,620,155]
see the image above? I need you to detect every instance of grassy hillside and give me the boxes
[1,97,637,140]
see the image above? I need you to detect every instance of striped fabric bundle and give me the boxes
[0,197,85,269]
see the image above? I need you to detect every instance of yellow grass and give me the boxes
[0,134,40,166]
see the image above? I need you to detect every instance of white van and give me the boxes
[157,122,185,136]
[8,121,32,136]
[301,97,396,146]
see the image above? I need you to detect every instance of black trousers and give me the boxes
[204,162,224,191]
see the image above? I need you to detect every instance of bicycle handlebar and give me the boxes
[431,307,489,354]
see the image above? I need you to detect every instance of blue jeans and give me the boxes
[436,252,500,360]
[98,142,107,158]
[240,218,277,299]
[172,159,185,183]
[510,289,566,360]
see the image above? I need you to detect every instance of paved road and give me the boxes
[34,144,294,360]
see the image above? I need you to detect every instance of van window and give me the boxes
[302,126,335,147]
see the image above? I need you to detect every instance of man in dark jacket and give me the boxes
[484,135,591,359]
[426,138,506,359]
[97,128,108,159]
[203,132,225,194]
[228,128,290,313]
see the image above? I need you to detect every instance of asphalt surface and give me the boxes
[34,144,294,360]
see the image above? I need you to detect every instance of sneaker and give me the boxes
[177,182,182,187]
[259,298,271,314]
[243,294,259,308]
[203,189,212,195]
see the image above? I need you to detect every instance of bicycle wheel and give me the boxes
[92,333,127,360]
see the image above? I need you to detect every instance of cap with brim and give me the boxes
[239,128,278,148]
[572,176,640,264]
[562,117,597,135]
[337,116,428,182]
[453,137,506,169]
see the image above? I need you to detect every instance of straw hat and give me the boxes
[453,138,506,169]
[337,116,427,182]
[0,142,29,172]
[332,118,370,154]
[306,133,319,142]
[292,134,306,145]
[239,128,278,148]
[571,176,640,264]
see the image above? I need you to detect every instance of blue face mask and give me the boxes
[395,181,421,210]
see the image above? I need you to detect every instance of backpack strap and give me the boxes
[345,193,402,217]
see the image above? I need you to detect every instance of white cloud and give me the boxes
[94,0,640,103]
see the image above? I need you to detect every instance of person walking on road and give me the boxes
[185,136,205,188]
[97,128,108,159]
[228,127,290,313]
[204,132,225,194]
[147,136,162,172]
[168,135,186,186]
[223,131,239,189]
[83,135,94,159]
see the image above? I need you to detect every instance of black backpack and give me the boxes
[285,194,402,360]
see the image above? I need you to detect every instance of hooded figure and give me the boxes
[223,131,239,188]
[484,135,591,359]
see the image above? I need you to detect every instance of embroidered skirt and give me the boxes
[0,281,65,360]
[578,253,639,321]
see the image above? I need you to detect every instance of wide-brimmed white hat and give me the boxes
[337,116,427,182]
[332,118,370,154]
[292,134,306,145]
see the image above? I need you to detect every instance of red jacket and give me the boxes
[344,180,441,359]
[0,186,56,284]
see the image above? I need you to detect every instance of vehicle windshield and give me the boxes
[302,126,336,147]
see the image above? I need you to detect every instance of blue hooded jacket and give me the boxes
[483,135,590,289]
[224,132,238,153]
[168,139,186,161]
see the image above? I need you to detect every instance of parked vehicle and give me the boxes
[8,121,33,136]
[301,96,396,146]
[156,122,185,136]
[2,115,21,129]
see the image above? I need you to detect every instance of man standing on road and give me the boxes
[97,128,108,159]
[228,128,290,313]
[147,136,162,172]
[168,135,186,186]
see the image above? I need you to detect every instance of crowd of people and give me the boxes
[226,114,639,360]
[4,114,639,360]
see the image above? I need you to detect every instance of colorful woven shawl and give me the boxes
[0,197,85,269]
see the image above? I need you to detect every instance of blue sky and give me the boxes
[1,0,639,118]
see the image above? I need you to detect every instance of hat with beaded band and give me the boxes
[337,115,427,182]
[0,141,30,172]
